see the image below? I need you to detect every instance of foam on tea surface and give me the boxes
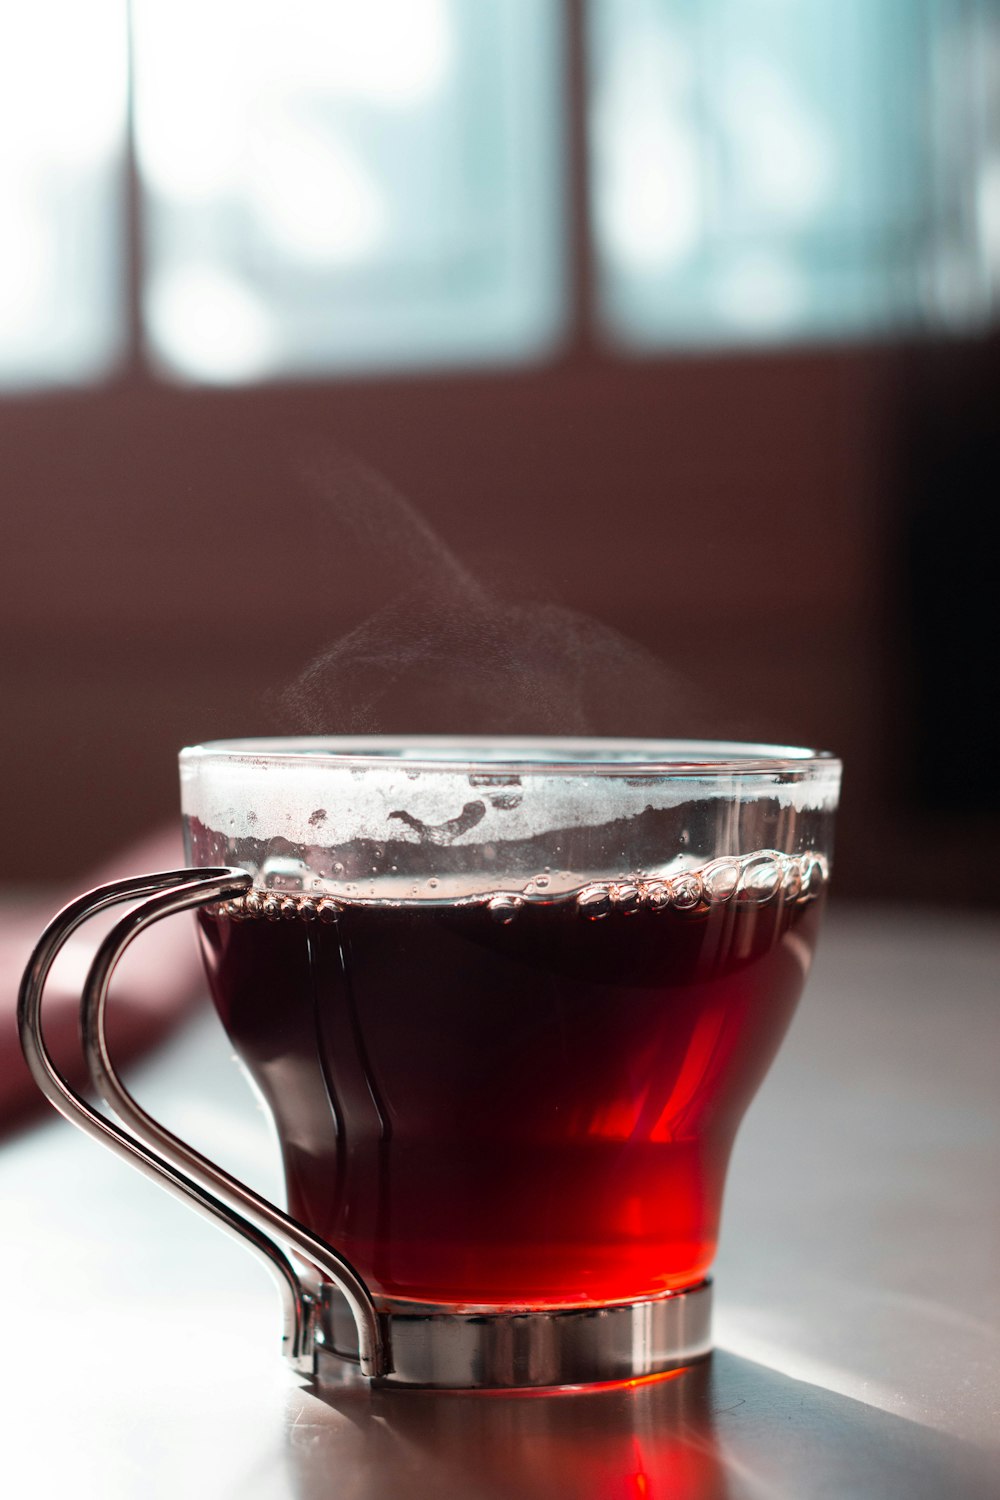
[182,738,838,901]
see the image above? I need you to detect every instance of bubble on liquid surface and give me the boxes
[577,885,613,920]
[739,854,782,904]
[643,880,669,911]
[488,894,523,924]
[611,883,641,915]
[703,858,740,903]
[669,872,703,910]
[208,846,830,913]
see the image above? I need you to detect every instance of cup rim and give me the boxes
[180,736,841,780]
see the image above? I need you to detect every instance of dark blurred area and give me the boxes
[1,0,997,907]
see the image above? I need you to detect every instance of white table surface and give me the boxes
[1,903,997,1499]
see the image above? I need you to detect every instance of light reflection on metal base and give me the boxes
[316,1281,713,1390]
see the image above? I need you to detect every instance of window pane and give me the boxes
[133,0,566,382]
[0,1,127,389]
[589,0,1000,346]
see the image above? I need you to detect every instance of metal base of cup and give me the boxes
[315,1280,713,1390]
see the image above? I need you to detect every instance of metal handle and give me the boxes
[17,867,390,1380]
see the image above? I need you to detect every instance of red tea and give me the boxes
[198,874,822,1309]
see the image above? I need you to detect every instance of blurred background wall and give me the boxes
[1,0,997,905]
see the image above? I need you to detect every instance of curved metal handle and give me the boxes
[17,867,390,1380]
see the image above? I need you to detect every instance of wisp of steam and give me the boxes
[277,447,709,739]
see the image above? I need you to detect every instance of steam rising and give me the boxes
[278,448,707,738]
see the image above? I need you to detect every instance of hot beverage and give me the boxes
[197,853,825,1309]
[23,738,839,1387]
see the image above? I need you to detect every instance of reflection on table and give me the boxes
[283,1352,995,1500]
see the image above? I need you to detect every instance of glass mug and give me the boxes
[19,738,840,1389]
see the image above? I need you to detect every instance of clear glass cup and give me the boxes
[20,736,840,1390]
